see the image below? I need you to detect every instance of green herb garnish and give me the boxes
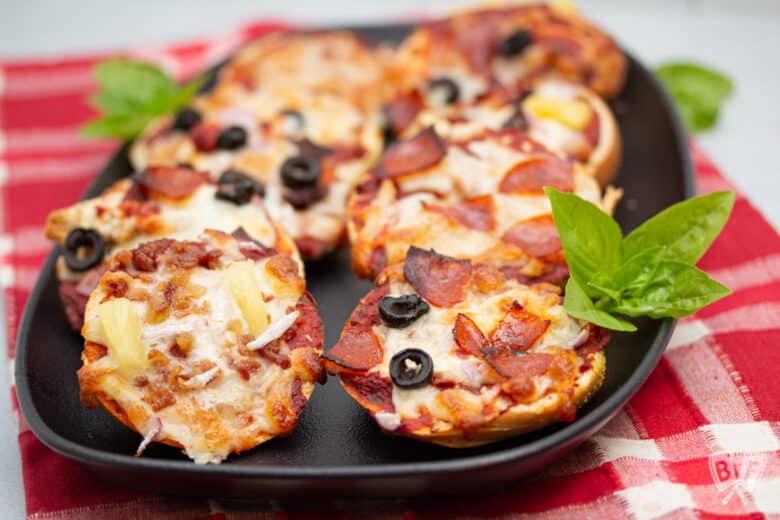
[655,62,734,133]
[545,188,734,331]
[80,59,205,141]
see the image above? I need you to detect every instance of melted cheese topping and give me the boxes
[81,234,314,464]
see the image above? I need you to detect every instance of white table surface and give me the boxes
[1,1,779,517]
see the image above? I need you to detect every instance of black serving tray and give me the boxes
[15,23,693,499]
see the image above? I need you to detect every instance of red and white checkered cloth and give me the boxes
[2,20,780,520]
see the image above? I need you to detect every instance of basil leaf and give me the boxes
[80,113,151,140]
[545,187,623,289]
[92,60,178,113]
[622,191,734,265]
[564,277,637,332]
[81,59,202,141]
[656,62,734,132]
[588,246,665,301]
[609,261,730,318]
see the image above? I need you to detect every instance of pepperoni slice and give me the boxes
[133,166,206,200]
[576,324,611,357]
[283,293,325,352]
[426,195,496,231]
[502,215,562,258]
[498,157,574,194]
[583,109,600,148]
[452,313,489,358]
[322,327,382,373]
[376,127,447,178]
[454,22,497,74]
[295,138,333,161]
[485,351,554,379]
[384,91,424,135]
[347,285,389,328]
[189,122,221,152]
[340,372,395,413]
[295,236,332,260]
[321,286,389,373]
[489,301,550,353]
[403,247,472,308]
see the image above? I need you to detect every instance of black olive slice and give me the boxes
[283,185,327,209]
[63,228,105,272]
[280,156,321,188]
[427,77,460,105]
[215,170,263,205]
[172,108,202,131]
[390,349,433,389]
[379,294,430,328]
[498,28,533,57]
[216,126,248,150]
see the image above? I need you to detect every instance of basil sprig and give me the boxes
[80,59,205,140]
[655,62,734,133]
[545,188,734,331]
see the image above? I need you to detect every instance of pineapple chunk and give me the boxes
[224,260,269,336]
[523,95,592,130]
[550,0,578,16]
[96,298,148,377]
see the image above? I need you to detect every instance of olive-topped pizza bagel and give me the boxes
[393,3,627,103]
[322,247,608,447]
[385,78,621,186]
[78,230,325,464]
[44,165,299,330]
[130,107,376,260]
[348,124,620,282]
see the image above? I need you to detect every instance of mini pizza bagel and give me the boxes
[78,230,325,463]
[394,2,627,102]
[322,247,608,447]
[386,79,622,186]
[348,125,618,282]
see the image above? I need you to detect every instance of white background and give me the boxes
[0,1,779,516]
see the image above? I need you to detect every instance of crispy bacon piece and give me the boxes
[486,352,554,379]
[501,215,562,258]
[322,286,388,372]
[133,166,206,200]
[403,247,472,308]
[383,90,424,135]
[425,195,496,231]
[231,227,274,260]
[498,157,574,194]
[376,127,447,178]
[340,372,395,413]
[453,313,489,358]
[489,301,550,353]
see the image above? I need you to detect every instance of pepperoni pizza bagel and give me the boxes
[385,78,621,186]
[348,124,620,282]
[45,165,299,330]
[78,230,324,463]
[322,247,608,447]
[393,2,627,102]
